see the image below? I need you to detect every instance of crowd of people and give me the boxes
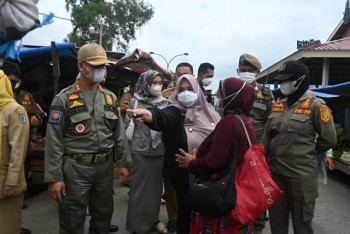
[0,43,337,234]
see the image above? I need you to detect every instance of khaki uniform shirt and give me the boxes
[162,87,175,99]
[249,84,273,142]
[0,103,29,198]
[44,83,131,183]
[263,92,337,178]
[118,91,133,118]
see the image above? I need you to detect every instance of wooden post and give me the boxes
[51,41,60,95]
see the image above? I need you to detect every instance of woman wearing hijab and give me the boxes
[125,70,169,234]
[127,74,221,234]
[0,70,29,234]
[176,77,257,234]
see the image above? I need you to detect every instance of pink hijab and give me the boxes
[169,74,221,153]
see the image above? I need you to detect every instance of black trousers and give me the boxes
[171,180,191,234]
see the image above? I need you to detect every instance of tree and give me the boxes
[65,0,154,51]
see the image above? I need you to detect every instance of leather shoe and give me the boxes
[109,224,119,233]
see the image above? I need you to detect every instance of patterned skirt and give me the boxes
[189,211,253,234]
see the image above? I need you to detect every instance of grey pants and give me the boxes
[59,156,114,234]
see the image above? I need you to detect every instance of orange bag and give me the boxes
[231,117,283,225]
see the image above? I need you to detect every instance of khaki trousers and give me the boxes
[0,193,24,234]
[269,173,317,234]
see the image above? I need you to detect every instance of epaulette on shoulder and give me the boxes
[314,96,326,105]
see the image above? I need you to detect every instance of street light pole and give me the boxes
[149,52,189,70]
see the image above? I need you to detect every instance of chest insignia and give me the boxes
[293,108,312,116]
[271,103,285,112]
[68,93,80,101]
[69,100,84,109]
[300,98,312,108]
[106,94,113,105]
[256,90,264,99]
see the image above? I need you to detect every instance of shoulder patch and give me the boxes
[48,107,63,124]
[18,113,27,123]
[319,106,332,124]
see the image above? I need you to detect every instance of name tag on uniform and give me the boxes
[271,103,285,112]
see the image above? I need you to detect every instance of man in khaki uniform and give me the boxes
[263,61,337,234]
[0,70,30,234]
[236,53,273,234]
[44,44,131,234]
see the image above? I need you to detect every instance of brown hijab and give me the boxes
[169,74,221,153]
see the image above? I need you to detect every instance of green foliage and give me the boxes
[64,0,154,51]
[333,133,350,159]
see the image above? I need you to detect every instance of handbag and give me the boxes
[186,116,240,217]
[231,116,283,225]
[125,99,138,141]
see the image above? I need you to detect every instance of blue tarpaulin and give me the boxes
[310,81,350,97]
[18,43,77,59]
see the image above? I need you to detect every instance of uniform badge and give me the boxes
[271,102,285,112]
[319,106,332,124]
[69,100,84,108]
[67,93,80,101]
[256,91,264,99]
[105,94,113,105]
[300,98,312,108]
[48,109,62,124]
[75,84,81,92]
[73,121,88,135]
[294,108,312,116]
[18,113,26,123]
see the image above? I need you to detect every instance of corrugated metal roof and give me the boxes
[301,37,350,51]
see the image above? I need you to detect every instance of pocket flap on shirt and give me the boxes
[70,112,91,123]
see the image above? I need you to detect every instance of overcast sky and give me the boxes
[23,0,346,91]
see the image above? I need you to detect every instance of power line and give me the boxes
[39,12,71,21]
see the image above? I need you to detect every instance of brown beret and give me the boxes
[239,53,262,70]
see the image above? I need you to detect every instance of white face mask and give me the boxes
[238,72,256,84]
[280,75,305,96]
[202,77,212,87]
[83,64,106,83]
[177,90,198,107]
[149,84,162,96]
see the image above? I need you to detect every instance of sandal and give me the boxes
[152,222,168,234]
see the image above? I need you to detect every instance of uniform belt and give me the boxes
[67,150,112,163]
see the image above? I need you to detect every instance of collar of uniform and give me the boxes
[297,92,310,102]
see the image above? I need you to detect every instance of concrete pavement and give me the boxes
[22,171,350,234]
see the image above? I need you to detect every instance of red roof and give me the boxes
[301,37,350,51]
